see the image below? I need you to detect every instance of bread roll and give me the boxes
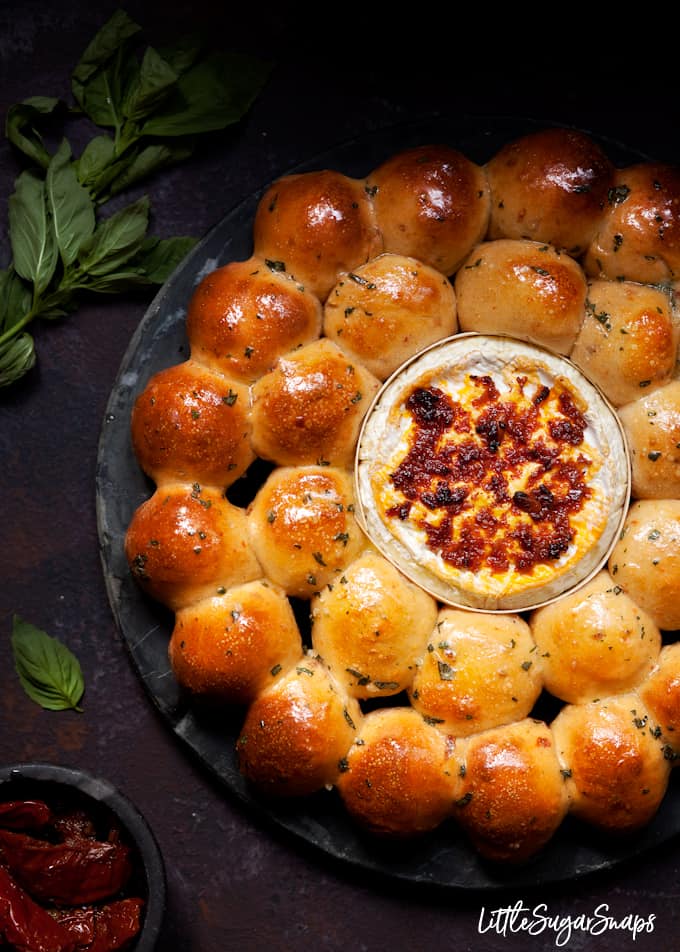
[253,170,382,300]
[250,339,380,468]
[247,465,366,598]
[335,707,462,836]
[551,693,671,832]
[637,643,680,757]
[455,239,587,354]
[570,280,678,406]
[485,127,614,255]
[125,483,261,610]
[409,608,542,736]
[236,655,362,797]
[618,380,680,499]
[608,498,680,631]
[585,163,680,283]
[130,359,254,489]
[169,580,303,705]
[529,570,661,704]
[366,144,490,275]
[186,255,322,383]
[311,548,438,699]
[323,253,458,380]
[454,718,569,863]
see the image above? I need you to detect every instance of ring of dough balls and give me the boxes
[123,127,680,863]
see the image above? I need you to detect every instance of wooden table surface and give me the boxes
[1,4,680,949]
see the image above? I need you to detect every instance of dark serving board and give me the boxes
[95,114,680,891]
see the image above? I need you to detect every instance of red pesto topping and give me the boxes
[386,376,592,574]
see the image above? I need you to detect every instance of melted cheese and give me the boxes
[355,334,630,611]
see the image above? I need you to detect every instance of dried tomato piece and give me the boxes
[0,864,76,952]
[0,799,52,830]
[57,898,144,951]
[0,828,133,905]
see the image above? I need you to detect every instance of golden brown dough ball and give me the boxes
[637,643,680,757]
[455,239,587,354]
[185,256,322,383]
[125,483,261,610]
[365,144,490,276]
[247,465,366,598]
[608,499,680,631]
[250,339,380,468]
[130,359,253,489]
[168,580,303,705]
[454,718,569,863]
[323,253,458,380]
[618,380,680,499]
[335,707,462,836]
[529,570,661,705]
[310,549,437,699]
[485,127,615,256]
[551,693,671,833]
[252,170,382,300]
[409,609,542,736]
[584,163,680,283]
[570,280,678,406]
[236,655,362,797]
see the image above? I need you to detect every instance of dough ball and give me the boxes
[253,170,382,300]
[247,465,366,598]
[169,580,303,705]
[186,255,322,383]
[335,707,462,836]
[529,570,661,704]
[366,144,490,275]
[236,656,362,797]
[637,643,680,758]
[551,693,671,833]
[125,483,261,610]
[618,380,680,499]
[585,163,680,283]
[608,499,680,631]
[130,359,254,489]
[454,718,569,863]
[250,339,380,467]
[409,609,542,736]
[570,280,678,406]
[310,548,438,699]
[323,253,457,380]
[485,127,614,255]
[455,239,587,354]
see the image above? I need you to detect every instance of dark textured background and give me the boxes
[1,3,680,949]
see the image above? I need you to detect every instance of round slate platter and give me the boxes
[95,114,680,891]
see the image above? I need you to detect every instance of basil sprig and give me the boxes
[0,9,271,388]
[11,615,85,712]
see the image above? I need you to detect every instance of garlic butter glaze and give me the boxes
[355,334,630,611]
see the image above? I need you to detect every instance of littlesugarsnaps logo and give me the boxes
[477,900,655,947]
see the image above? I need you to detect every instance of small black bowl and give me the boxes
[0,762,166,950]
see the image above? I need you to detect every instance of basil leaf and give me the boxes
[79,195,150,275]
[5,97,62,169]
[132,235,197,282]
[0,335,36,388]
[140,52,271,137]
[0,268,31,332]
[123,47,178,122]
[71,8,141,87]
[106,141,194,197]
[8,171,58,295]
[75,135,116,189]
[11,615,84,712]
[157,34,203,75]
[46,140,96,266]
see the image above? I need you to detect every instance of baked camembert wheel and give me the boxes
[356,335,629,611]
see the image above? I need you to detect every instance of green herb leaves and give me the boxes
[11,616,85,712]
[0,8,271,388]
